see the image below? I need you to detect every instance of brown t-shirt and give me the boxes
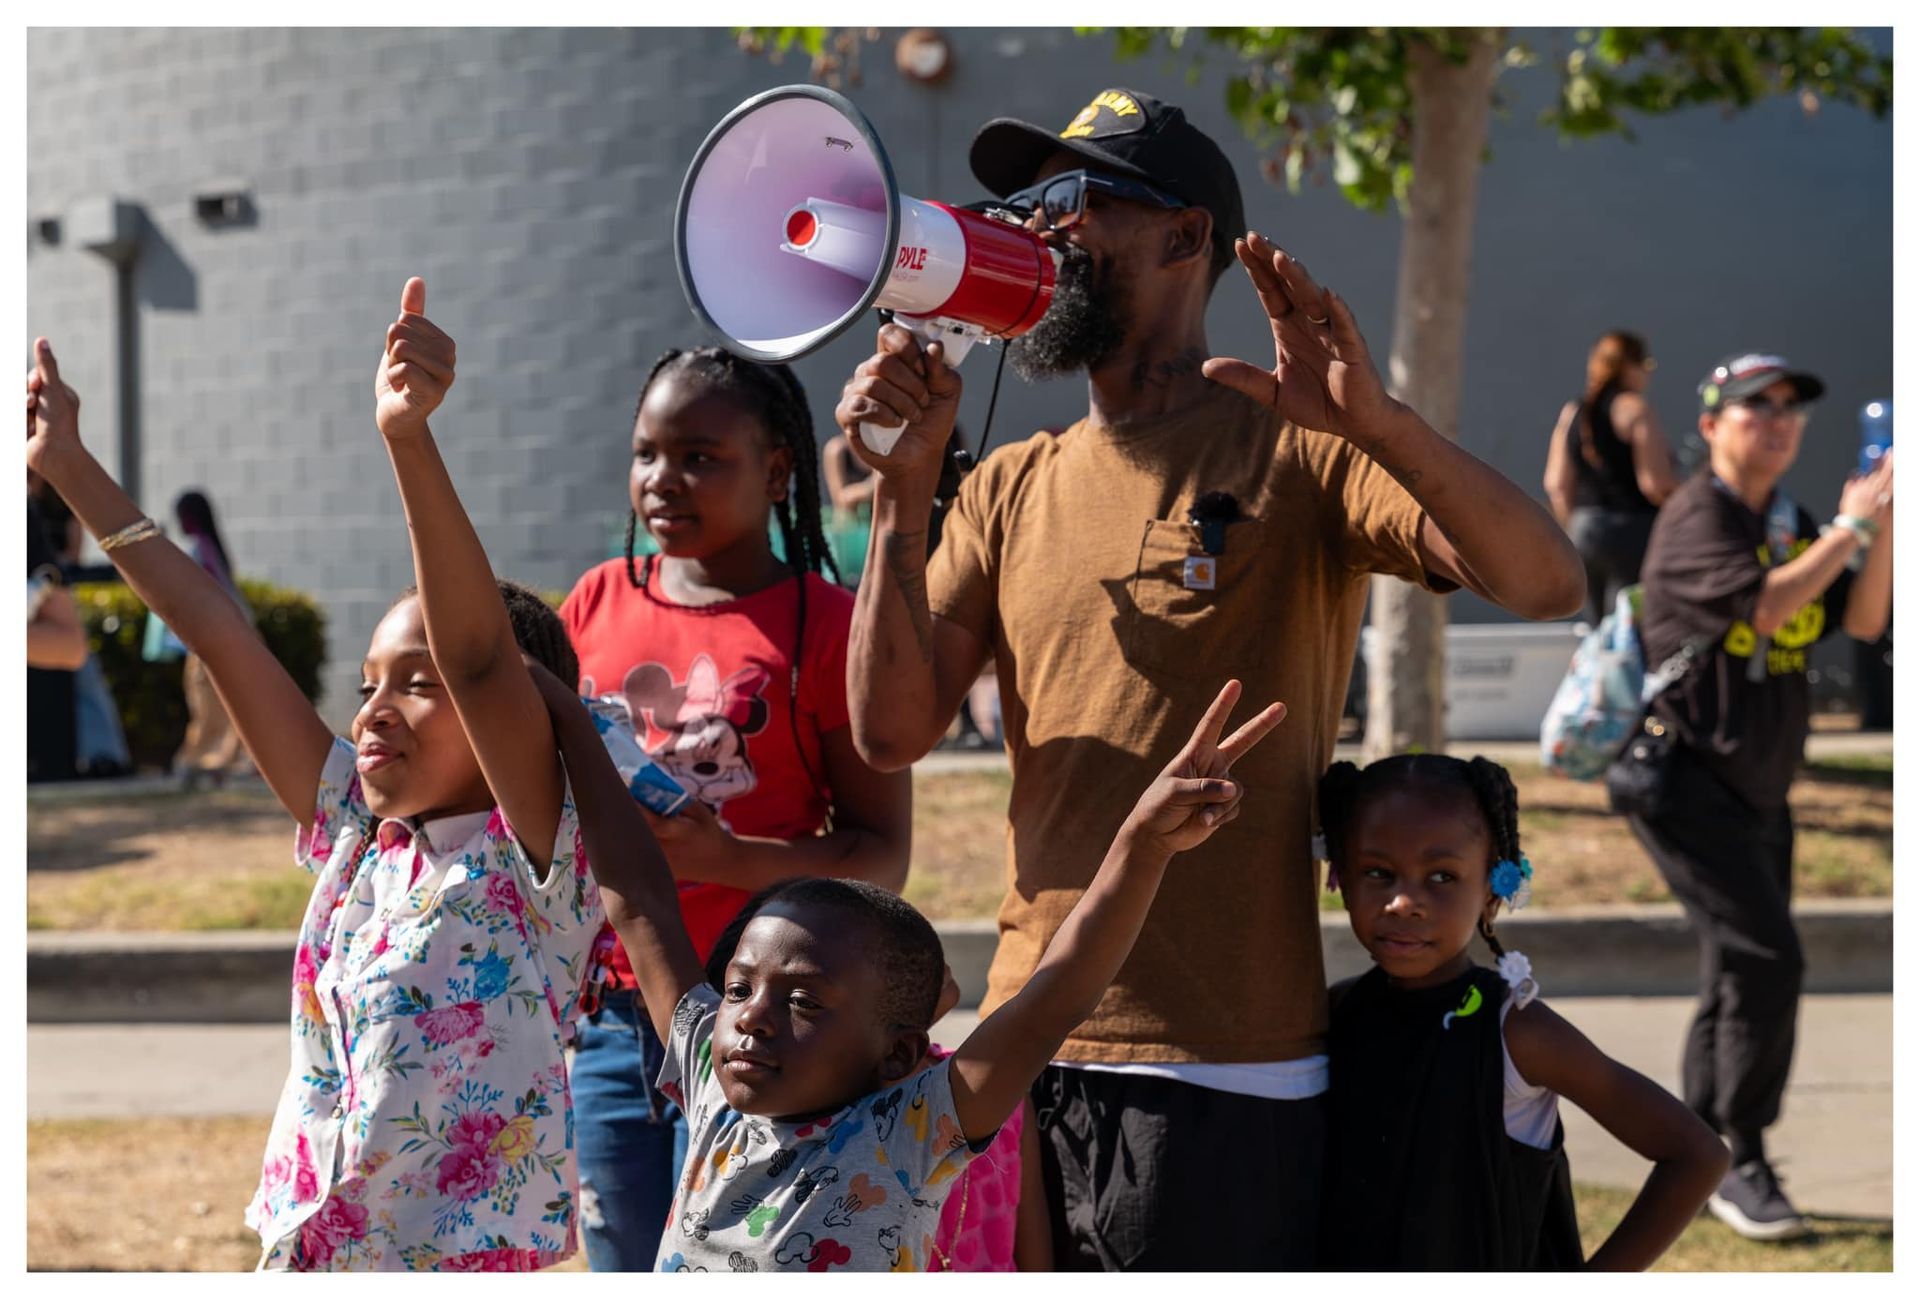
[927,384,1444,1063]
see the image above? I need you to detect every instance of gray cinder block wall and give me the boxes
[27,28,1891,728]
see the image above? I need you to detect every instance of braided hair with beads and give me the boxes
[1316,753,1525,958]
[622,347,843,806]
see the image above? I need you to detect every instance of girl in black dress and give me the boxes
[1315,755,1727,1270]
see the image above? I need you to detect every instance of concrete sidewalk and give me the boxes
[28,901,1890,1024]
[24,730,1889,797]
[28,993,1891,1220]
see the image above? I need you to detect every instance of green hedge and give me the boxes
[72,579,328,770]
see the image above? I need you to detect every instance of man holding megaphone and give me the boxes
[835,87,1586,1270]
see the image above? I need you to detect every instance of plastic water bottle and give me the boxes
[583,695,692,817]
[1859,400,1892,477]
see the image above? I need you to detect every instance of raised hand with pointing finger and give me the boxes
[375,277,457,441]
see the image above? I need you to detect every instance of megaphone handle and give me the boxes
[858,317,981,456]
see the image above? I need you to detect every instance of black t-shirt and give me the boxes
[1639,471,1852,811]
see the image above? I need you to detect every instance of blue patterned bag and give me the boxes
[1542,490,1794,780]
[1539,585,1708,781]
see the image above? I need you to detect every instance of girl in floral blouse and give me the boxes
[25,281,605,1271]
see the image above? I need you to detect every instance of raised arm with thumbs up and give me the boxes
[370,277,568,874]
[375,276,457,442]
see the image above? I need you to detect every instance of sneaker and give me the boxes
[1708,1159,1811,1241]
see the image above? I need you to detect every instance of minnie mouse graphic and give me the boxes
[614,654,772,817]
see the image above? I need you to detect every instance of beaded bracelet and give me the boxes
[98,517,162,552]
[1825,513,1879,548]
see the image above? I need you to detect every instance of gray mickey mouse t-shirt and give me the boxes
[653,984,991,1272]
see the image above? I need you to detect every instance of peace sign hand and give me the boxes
[1126,679,1287,857]
[1202,231,1400,442]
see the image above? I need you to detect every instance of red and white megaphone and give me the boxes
[676,84,1058,454]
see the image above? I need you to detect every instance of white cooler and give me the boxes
[1362,621,1584,742]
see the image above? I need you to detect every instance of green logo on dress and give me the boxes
[1441,984,1483,1031]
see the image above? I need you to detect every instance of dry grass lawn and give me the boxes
[25,1116,1887,1272]
[27,758,1889,930]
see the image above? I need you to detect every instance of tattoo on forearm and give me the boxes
[1350,433,1425,492]
[883,530,935,664]
[1129,349,1208,392]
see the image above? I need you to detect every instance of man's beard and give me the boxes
[1007,245,1128,382]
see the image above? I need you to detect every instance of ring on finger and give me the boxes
[1305,311,1331,327]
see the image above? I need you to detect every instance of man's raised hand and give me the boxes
[1202,231,1398,443]
[374,277,457,441]
[1126,679,1287,857]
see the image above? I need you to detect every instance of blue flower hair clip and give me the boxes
[1490,856,1533,911]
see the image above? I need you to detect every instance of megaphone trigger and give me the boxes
[855,315,985,457]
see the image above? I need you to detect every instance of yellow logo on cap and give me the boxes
[1062,91,1140,139]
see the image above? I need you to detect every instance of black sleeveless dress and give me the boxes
[1566,381,1659,624]
[1572,381,1655,516]
[1320,965,1584,1270]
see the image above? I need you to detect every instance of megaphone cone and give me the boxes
[676,85,1057,453]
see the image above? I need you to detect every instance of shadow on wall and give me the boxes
[138,218,198,313]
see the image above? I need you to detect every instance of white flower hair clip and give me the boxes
[1496,949,1539,1009]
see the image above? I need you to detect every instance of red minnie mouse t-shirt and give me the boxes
[561,556,854,985]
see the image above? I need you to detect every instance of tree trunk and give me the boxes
[1363,30,1503,761]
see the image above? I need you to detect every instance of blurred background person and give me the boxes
[822,428,878,525]
[27,492,86,781]
[1544,330,1678,626]
[170,488,249,788]
[821,428,877,588]
[1626,355,1892,1241]
[30,471,132,777]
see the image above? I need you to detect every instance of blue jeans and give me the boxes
[571,990,687,1270]
[73,653,130,768]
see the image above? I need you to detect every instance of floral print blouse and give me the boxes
[244,737,606,1271]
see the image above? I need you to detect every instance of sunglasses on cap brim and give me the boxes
[998,169,1188,232]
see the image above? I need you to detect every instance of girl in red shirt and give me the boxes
[561,348,911,1270]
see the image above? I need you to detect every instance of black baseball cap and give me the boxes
[1698,353,1826,412]
[970,88,1246,267]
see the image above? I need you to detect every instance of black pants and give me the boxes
[1627,749,1801,1142]
[1030,1065,1326,1270]
[1567,507,1656,627]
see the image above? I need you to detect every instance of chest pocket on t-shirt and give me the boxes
[1123,517,1272,682]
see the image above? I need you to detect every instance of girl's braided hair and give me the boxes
[623,347,841,594]
[622,347,843,807]
[1316,753,1523,957]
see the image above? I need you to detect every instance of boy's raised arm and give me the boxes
[26,339,332,827]
[947,681,1286,1141]
[527,662,705,1045]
